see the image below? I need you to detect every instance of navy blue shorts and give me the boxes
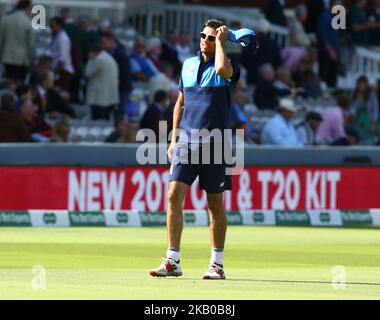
[169,142,232,194]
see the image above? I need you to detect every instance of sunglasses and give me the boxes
[200,32,216,42]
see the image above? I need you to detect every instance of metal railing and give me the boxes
[0,0,126,23]
[353,47,380,79]
[339,47,380,88]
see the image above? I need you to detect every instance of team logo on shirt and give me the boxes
[186,63,196,76]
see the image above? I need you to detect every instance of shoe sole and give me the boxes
[149,271,182,277]
[202,275,226,280]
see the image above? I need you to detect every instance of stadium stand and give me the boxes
[0,0,380,146]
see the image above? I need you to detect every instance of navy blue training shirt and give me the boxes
[178,51,239,143]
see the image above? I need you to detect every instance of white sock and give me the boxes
[166,249,180,262]
[210,248,224,266]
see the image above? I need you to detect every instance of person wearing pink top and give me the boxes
[316,96,349,144]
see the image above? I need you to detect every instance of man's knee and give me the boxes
[207,193,224,213]
[167,183,187,207]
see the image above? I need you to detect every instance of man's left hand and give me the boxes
[216,26,228,45]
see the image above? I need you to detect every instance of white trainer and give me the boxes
[202,263,226,280]
[149,257,182,277]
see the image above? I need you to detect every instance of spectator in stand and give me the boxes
[0,0,35,83]
[368,0,380,51]
[105,116,137,143]
[254,63,291,110]
[148,63,178,104]
[33,70,76,118]
[261,98,303,146]
[100,31,133,118]
[61,8,89,103]
[331,126,361,146]
[146,37,163,70]
[0,93,32,142]
[98,19,111,34]
[130,36,158,82]
[316,95,350,144]
[317,0,341,87]
[299,69,323,99]
[350,75,379,142]
[348,0,379,47]
[78,16,100,49]
[281,47,306,71]
[29,55,53,87]
[140,90,173,142]
[296,111,323,146]
[84,44,119,120]
[19,98,52,142]
[14,84,33,112]
[241,18,282,85]
[265,0,287,27]
[160,31,181,76]
[293,47,322,98]
[288,4,313,49]
[305,0,328,34]
[50,17,75,93]
[50,119,71,142]
[230,90,257,143]
[176,32,193,64]
[61,8,88,68]
[274,66,303,96]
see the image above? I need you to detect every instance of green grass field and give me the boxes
[0,226,380,300]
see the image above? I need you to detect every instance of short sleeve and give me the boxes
[178,76,183,92]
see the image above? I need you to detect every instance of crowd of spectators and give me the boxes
[0,0,380,147]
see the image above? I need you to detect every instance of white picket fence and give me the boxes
[125,3,290,48]
[0,0,126,23]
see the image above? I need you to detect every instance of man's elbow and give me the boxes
[216,67,233,79]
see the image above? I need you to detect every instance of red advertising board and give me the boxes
[0,166,379,210]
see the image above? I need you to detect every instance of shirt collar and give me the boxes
[197,50,215,63]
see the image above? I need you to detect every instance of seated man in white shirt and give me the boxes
[261,98,303,146]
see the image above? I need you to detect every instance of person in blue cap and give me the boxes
[149,19,245,280]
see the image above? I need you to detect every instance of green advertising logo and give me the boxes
[341,210,372,226]
[43,213,57,225]
[116,212,129,224]
[253,212,265,223]
[226,211,243,225]
[184,212,196,224]
[276,211,310,226]
[69,211,106,226]
[0,211,31,226]
[139,212,167,226]
[319,212,331,223]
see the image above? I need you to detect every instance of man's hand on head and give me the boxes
[216,26,228,45]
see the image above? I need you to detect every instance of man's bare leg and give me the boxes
[167,181,189,252]
[149,181,189,277]
[207,192,227,249]
[203,192,227,279]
